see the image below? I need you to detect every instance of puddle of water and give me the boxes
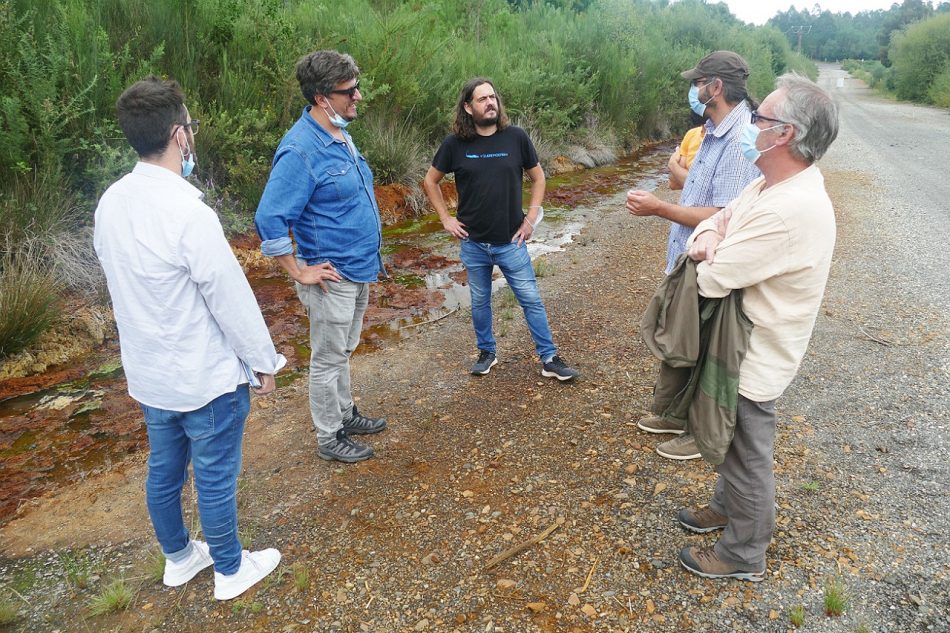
[0,146,673,524]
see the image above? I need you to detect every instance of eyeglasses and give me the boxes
[178,119,200,136]
[329,80,360,99]
[691,78,713,88]
[750,111,787,126]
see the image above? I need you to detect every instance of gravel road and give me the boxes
[1,64,947,633]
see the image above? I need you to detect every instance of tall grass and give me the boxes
[0,247,61,358]
[1,0,812,353]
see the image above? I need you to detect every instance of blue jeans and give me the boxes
[460,239,557,360]
[141,385,250,575]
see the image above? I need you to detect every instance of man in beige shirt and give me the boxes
[675,73,840,581]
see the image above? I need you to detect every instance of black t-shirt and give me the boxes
[432,126,539,244]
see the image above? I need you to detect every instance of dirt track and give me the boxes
[1,65,948,632]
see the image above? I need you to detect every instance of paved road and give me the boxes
[778,64,950,630]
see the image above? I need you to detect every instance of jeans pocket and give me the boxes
[187,405,215,441]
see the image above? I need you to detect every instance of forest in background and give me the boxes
[768,0,950,107]
[0,0,946,361]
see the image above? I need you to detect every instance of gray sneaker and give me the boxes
[541,355,579,381]
[318,429,374,463]
[342,404,387,435]
[637,415,685,435]
[656,433,701,460]
[471,350,498,375]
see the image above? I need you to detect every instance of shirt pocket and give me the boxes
[324,160,361,203]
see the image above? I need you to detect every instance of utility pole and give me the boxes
[789,26,812,56]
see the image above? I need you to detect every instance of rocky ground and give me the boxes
[1,67,948,633]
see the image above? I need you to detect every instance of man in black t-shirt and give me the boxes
[423,77,578,381]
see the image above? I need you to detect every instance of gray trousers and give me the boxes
[709,394,777,572]
[295,277,368,445]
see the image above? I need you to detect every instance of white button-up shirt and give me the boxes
[94,162,286,411]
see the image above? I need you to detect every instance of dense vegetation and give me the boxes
[768,0,950,63]
[0,0,819,358]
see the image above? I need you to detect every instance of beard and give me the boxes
[473,109,499,127]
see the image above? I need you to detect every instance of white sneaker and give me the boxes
[213,549,282,600]
[163,540,213,587]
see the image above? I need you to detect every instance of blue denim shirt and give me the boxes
[255,107,383,283]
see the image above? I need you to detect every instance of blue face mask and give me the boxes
[688,84,714,117]
[323,103,351,129]
[739,122,783,164]
[178,139,196,178]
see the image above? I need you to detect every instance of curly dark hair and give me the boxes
[452,77,509,141]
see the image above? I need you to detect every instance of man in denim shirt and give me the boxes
[255,50,387,463]
[626,51,760,461]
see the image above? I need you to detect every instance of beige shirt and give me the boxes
[687,164,836,401]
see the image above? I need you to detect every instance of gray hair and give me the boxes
[295,50,359,105]
[772,73,839,163]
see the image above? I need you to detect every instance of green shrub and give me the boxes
[0,249,61,359]
[889,13,950,103]
[351,111,427,186]
[0,166,78,246]
[927,65,950,108]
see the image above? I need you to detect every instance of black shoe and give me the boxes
[470,350,498,375]
[541,355,578,381]
[318,429,374,463]
[342,403,387,435]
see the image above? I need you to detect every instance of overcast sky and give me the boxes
[718,0,904,26]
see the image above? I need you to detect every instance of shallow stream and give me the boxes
[0,146,671,524]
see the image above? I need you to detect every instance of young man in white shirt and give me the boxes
[95,76,286,600]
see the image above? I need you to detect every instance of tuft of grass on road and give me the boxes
[0,595,18,625]
[824,576,850,617]
[789,604,806,627]
[87,579,133,616]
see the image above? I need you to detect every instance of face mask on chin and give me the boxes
[323,102,351,129]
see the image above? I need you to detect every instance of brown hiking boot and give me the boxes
[679,546,765,582]
[636,415,685,435]
[656,433,701,460]
[678,506,728,533]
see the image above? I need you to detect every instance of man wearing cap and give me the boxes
[627,51,761,462]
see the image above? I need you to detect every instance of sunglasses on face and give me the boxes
[329,80,360,99]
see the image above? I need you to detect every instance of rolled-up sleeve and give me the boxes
[254,146,316,257]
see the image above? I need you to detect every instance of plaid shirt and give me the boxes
[665,100,760,273]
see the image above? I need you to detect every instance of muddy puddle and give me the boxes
[0,146,671,524]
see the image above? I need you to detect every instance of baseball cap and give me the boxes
[681,51,750,81]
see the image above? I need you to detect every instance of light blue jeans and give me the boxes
[141,385,249,575]
[295,277,368,444]
[459,239,556,361]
